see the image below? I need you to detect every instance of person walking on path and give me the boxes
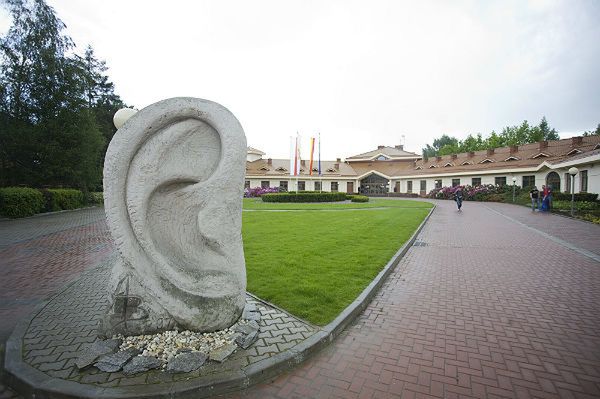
[529,186,540,211]
[541,184,551,211]
[454,186,464,211]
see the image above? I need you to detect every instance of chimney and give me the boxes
[539,141,548,150]
[301,159,306,166]
[468,151,475,158]
[451,154,457,160]
[377,145,385,149]
[334,162,340,170]
[487,148,494,156]
[336,158,341,162]
[395,145,404,150]
[436,156,442,162]
[510,145,518,153]
[267,158,272,165]
[572,136,583,145]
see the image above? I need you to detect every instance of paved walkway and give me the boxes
[1,201,599,398]
[222,200,600,398]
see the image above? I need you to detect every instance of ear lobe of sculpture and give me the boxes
[100,98,247,336]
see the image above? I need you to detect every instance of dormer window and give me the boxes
[566,149,582,156]
[375,155,389,161]
[479,159,494,164]
[429,164,438,169]
[444,162,453,167]
[275,167,287,172]
[259,167,269,171]
[312,167,318,172]
[415,166,422,170]
[504,156,520,161]
[595,143,600,150]
[531,153,550,159]
[326,168,336,173]
[460,161,473,166]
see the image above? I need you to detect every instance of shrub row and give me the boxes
[0,187,104,218]
[0,187,45,218]
[261,192,347,203]
[347,194,369,203]
[552,192,598,202]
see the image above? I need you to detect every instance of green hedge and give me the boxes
[87,192,104,205]
[0,187,45,218]
[552,192,598,202]
[261,192,347,203]
[47,189,85,210]
[350,195,369,203]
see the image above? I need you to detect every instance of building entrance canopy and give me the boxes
[359,173,389,195]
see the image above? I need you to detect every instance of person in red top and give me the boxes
[541,184,550,211]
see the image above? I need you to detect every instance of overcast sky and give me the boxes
[1,0,599,160]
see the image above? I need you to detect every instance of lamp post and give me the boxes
[568,167,579,217]
[512,176,517,202]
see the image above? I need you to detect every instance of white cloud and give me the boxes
[1,0,598,159]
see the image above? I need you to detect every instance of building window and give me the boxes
[314,181,321,191]
[261,181,269,188]
[522,175,535,188]
[244,180,250,189]
[452,179,460,187]
[298,181,305,191]
[472,177,481,186]
[434,180,442,189]
[580,170,588,192]
[331,182,338,192]
[420,180,426,192]
[407,181,413,193]
[495,177,506,186]
[565,173,571,193]
[279,181,288,191]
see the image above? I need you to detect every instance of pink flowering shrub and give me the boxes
[427,184,506,201]
[244,186,280,198]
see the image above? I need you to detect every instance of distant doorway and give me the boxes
[546,172,560,191]
[359,174,389,195]
[347,182,354,194]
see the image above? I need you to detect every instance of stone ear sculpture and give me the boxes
[100,98,247,336]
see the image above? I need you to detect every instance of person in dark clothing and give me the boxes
[454,187,464,211]
[529,186,540,211]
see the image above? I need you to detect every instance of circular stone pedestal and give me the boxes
[3,256,318,399]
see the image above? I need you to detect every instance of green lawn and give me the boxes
[242,198,432,325]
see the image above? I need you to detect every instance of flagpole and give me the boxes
[318,132,322,193]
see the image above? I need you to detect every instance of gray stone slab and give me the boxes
[234,320,259,336]
[94,348,139,373]
[75,338,122,369]
[209,343,237,363]
[166,352,207,373]
[236,330,259,350]
[122,356,163,375]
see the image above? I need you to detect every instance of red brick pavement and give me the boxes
[0,209,113,341]
[221,200,600,398]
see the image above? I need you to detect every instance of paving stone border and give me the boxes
[3,206,434,398]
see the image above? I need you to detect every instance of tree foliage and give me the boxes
[0,0,124,189]
[422,117,562,158]
[582,123,600,136]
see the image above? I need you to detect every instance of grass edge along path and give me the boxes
[242,199,432,326]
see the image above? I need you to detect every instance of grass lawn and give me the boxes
[242,198,432,325]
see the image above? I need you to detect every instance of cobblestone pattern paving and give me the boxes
[0,210,114,341]
[0,207,106,250]
[222,200,600,398]
[484,202,600,257]
[15,259,317,390]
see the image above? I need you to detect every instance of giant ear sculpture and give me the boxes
[100,98,247,336]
